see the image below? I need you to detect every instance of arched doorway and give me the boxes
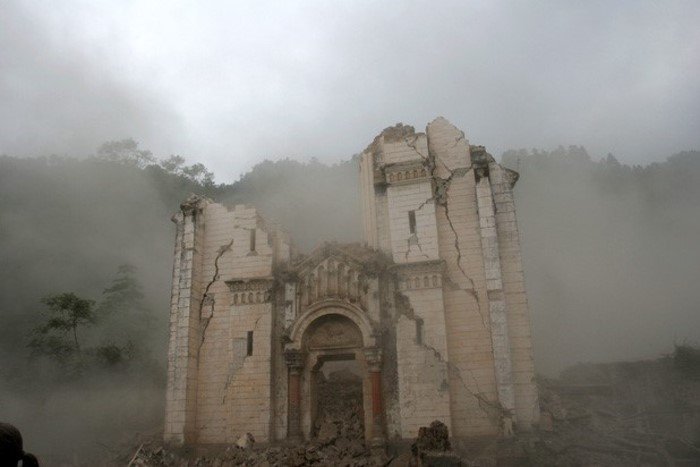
[303,314,366,442]
[284,304,385,448]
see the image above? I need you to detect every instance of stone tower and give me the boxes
[164,117,538,447]
[358,117,539,437]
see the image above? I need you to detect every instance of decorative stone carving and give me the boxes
[384,161,429,185]
[298,257,367,308]
[226,278,273,292]
[227,278,273,305]
[392,260,444,291]
[305,317,363,350]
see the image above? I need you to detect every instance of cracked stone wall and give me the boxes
[166,117,537,447]
[359,117,539,439]
[394,285,452,438]
[165,200,289,444]
[488,162,539,426]
[428,118,501,437]
[164,198,207,444]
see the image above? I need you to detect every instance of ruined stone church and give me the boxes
[164,118,539,449]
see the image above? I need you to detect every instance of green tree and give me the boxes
[96,138,155,168]
[181,162,214,186]
[159,154,186,174]
[29,292,96,359]
[96,264,152,363]
[98,264,146,316]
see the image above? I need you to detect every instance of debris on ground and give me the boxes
[461,352,700,466]
[313,369,365,443]
[118,370,381,466]
[409,420,460,467]
[117,352,700,466]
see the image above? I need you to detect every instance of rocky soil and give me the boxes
[118,350,700,466]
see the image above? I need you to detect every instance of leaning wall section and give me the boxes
[489,163,540,428]
[428,118,501,437]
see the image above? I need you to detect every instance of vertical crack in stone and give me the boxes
[198,239,234,351]
[434,167,489,330]
[393,291,505,423]
[222,314,264,404]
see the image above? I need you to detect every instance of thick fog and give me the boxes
[1,1,700,465]
[2,1,699,179]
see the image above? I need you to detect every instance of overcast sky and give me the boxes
[2,0,699,182]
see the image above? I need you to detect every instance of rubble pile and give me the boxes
[119,352,699,466]
[121,435,384,467]
[408,421,460,467]
[120,370,379,466]
[313,369,365,443]
[411,420,451,453]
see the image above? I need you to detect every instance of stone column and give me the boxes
[285,349,304,441]
[363,347,386,451]
[164,195,206,444]
[474,154,516,435]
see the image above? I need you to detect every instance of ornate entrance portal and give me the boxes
[284,305,386,449]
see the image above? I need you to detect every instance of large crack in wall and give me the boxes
[388,133,508,428]
[425,155,488,330]
[392,290,506,426]
[221,314,264,404]
[198,239,234,351]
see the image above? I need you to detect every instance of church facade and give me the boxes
[163,118,539,447]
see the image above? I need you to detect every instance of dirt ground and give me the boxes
[117,349,700,466]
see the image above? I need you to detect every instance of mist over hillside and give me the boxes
[0,147,698,463]
[502,147,700,374]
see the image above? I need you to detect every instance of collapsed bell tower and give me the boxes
[359,117,539,437]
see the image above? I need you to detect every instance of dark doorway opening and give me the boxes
[312,356,364,442]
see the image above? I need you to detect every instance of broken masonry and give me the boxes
[164,118,539,450]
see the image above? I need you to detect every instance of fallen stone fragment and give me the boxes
[235,432,255,450]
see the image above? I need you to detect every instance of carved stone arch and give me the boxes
[287,300,376,350]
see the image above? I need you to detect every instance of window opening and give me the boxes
[246,331,254,356]
[416,319,424,345]
[250,229,256,251]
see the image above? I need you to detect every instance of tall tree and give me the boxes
[98,264,146,316]
[96,138,155,168]
[29,292,96,360]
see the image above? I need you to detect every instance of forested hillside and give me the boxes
[503,148,700,374]
[0,148,359,463]
[0,144,698,463]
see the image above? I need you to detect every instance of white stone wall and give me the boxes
[395,286,452,438]
[170,117,540,446]
[476,173,515,421]
[382,135,428,164]
[164,199,207,443]
[165,199,285,444]
[386,181,439,263]
[428,119,502,437]
[489,163,540,428]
